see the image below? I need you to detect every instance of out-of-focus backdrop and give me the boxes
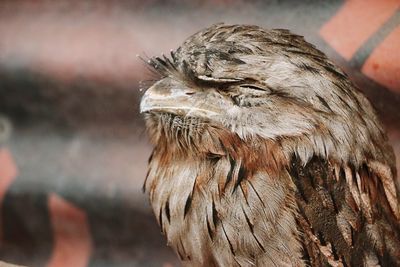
[0,0,399,266]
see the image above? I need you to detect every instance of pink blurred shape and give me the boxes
[320,0,400,60]
[47,193,92,267]
[362,26,400,93]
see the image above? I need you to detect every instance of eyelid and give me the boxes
[239,84,268,91]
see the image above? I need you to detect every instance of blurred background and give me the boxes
[0,0,399,266]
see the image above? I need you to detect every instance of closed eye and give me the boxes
[239,84,272,95]
[239,84,267,91]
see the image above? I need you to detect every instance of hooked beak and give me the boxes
[140,78,219,117]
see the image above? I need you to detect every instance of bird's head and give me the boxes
[140,24,393,167]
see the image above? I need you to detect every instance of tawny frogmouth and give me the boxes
[140,24,400,266]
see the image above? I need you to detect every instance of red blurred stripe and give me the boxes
[362,26,400,93]
[320,0,400,60]
[0,148,17,244]
[47,194,92,267]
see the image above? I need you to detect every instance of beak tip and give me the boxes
[139,103,149,114]
[139,98,148,114]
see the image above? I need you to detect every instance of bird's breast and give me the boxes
[145,155,305,266]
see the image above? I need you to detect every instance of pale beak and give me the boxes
[140,78,220,117]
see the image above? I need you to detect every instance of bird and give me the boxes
[140,24,400,267]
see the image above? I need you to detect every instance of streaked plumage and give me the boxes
[140,24,400,266]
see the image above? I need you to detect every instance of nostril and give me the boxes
[185,92,196,96]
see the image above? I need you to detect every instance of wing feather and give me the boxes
[290,156,400,266]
